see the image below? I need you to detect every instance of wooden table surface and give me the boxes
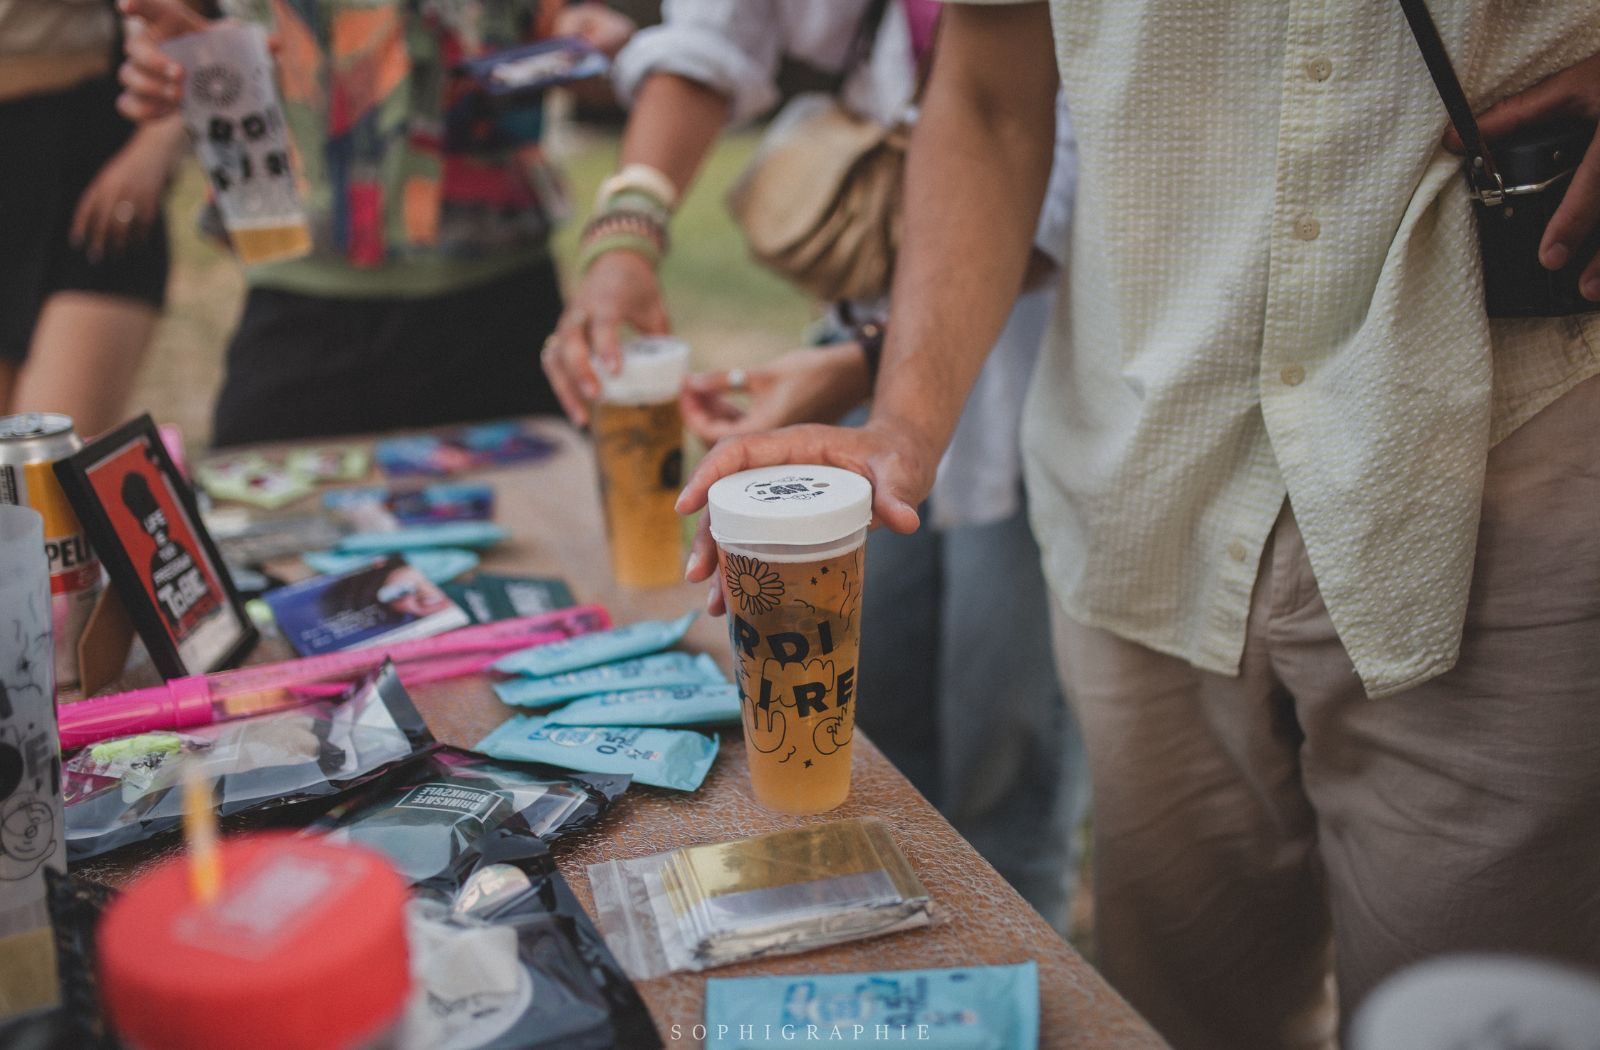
[77,421,1167,1050]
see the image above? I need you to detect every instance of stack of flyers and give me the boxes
[443,573,576,623]
[303,548,480,584]
[375,421,557,478]
[208,511,350,564]
[196,453,315,509]
[262,553,470,656]
[198,445,369,508]
[335,521,506,552]
[322,483,495,531]
[286,446,369,482]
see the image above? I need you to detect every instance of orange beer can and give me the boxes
[0,414,103,692]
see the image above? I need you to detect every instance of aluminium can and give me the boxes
[0,413,104,692]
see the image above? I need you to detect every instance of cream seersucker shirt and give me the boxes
[955,0,1600,696]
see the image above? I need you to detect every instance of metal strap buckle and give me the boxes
[1470,156,1506,207]
[1470,166,1579,205]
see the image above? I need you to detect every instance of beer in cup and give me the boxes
[592,337,691,587]
[162,23,312,265]
[707,465,872,814]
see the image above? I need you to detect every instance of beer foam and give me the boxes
[595,337,691,405]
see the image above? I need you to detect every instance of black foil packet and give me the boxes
[64,662,434,862]
[309,746,628,884]
[404,828,660,1049]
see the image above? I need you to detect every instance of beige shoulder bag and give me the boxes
[727,0,915,303]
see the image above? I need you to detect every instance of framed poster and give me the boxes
[55,415,257,679]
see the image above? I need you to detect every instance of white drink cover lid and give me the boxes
[1350,955,1600,1050]
[594,337,691,404]
[707,465,872,548]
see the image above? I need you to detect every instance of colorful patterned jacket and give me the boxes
[223,0,570,296]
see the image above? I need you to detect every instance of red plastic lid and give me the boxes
[98,832,411,1050]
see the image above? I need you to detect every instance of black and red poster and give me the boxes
[56,415,255,678]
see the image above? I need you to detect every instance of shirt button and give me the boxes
[1281,364,1306,386]
[1293,215,1321,241]
[1306,56,1333,82]
[1227,541,1248,563]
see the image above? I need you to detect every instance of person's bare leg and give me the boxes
[14,292,158,437]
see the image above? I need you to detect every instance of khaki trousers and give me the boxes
[1051,375,1600,1050]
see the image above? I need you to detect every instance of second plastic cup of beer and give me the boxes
[592,337,691,587]
[707,465,872,814]
[161,22,312,265]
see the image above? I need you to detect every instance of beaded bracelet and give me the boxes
[582,208,668,244]
[599,187,671,226]
[576,209,670,274]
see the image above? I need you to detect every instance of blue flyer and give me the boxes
[263,553,470,656]
[374,421,556,478]
[322,483,495,529]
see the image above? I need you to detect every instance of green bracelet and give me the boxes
[577,230,663,275]
[601,188,672,224]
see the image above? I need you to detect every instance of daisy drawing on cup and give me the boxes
[724,554,784,615]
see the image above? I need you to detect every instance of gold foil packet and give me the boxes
[660,818,923,917]
[589,818,932,978]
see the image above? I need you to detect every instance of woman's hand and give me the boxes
[553,3,636,60]
[679,342,874,444]
[70,118,184,262]
[115,0,208,122]
[541,249,671,426]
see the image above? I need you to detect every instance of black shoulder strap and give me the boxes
[1397,0,1503,201]
[777,0,893,103]
[846,0,894,72]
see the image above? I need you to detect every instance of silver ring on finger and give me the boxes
[726,368,748,392]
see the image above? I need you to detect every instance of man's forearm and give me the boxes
[620,73,731,197]
[872,2,1058,455]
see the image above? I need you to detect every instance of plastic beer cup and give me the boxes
[592,337,691,587]
[0,505,61,1018]
[162,22,312,265]
[707,465,872,814]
